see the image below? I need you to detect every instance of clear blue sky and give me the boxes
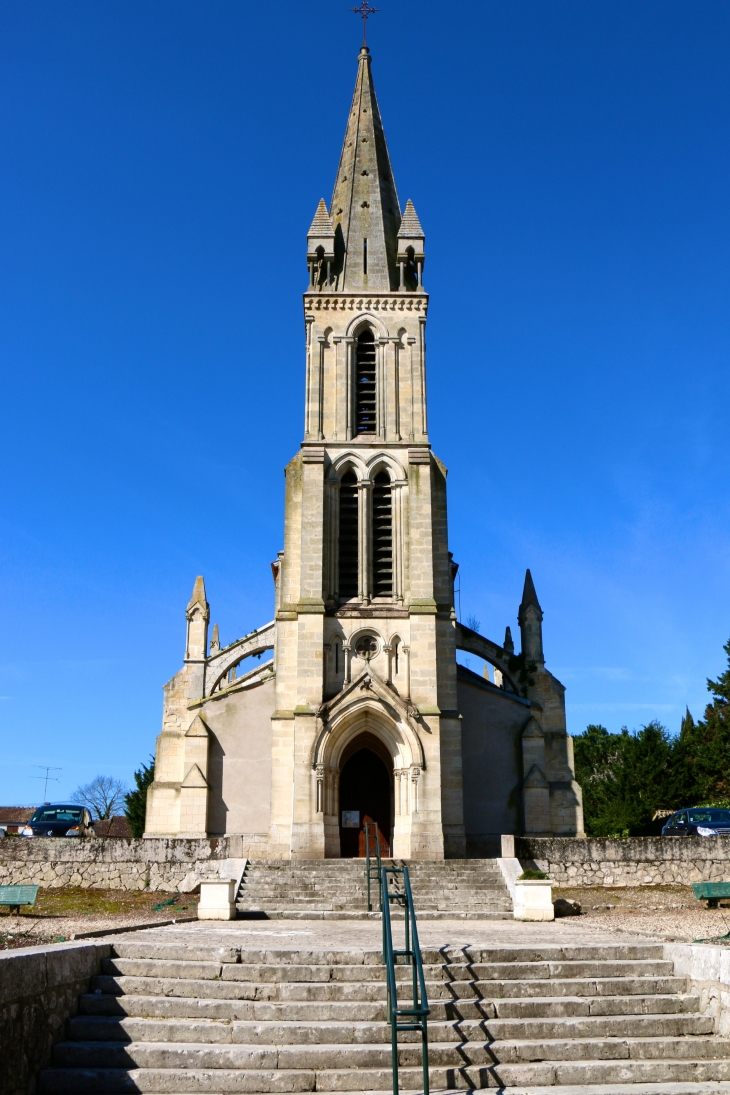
[1,1,729,806]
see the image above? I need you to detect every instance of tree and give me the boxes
[573,637,730,835]
[465,615,480,633]
[71,775,128,820]
[691,638,730,801]
[573,722,673,836]
[124,758,155,838]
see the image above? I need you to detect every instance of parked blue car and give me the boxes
[662,807,730,837]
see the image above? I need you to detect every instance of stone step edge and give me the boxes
[52,1037,730,1053]
[235,911,512,920]
[36,1061,730,1078]
[35,1087,730,1095]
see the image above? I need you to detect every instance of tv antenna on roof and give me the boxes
[351,0,379,46]
[31,765,62,802]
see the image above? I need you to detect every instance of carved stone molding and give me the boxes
[304,296,428,314]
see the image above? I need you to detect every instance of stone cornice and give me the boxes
[304,294,428,315]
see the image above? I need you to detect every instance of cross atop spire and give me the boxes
[351,1,379,45]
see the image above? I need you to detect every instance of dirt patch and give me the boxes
[554,884,730,942]
[0,887,196,950]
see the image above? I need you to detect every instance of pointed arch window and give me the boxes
[372,471,393,597]
[355,329,377,434]
[338,470,359,599]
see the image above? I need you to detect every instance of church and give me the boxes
[144,45,584,858]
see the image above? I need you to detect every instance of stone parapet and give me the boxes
[0,938,111,1095]
[0,836,270,892]
[516,835,730,887]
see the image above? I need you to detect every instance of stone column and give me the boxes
[303,315,314,440]
[358,479,372,603]
[344,337,355,440]
[417,318,428,440]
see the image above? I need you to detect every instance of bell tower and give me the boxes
[267,45,466,860]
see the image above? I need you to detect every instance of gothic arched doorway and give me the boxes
[339,744,392,857]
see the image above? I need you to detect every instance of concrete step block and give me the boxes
[111,943,240,964]
[489,993,700,1019]
[101,959,225,981]
[38,1066,317,1093]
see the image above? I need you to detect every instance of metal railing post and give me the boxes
[380,863,429,1095]
[364,821,383,912]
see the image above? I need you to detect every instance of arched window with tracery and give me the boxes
[355,329,377,434]
[338,470,358,599]
[372,471,393,597]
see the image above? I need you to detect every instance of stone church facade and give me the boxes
[144,46,584,857]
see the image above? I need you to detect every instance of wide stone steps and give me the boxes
[37,936,730,1093]
[36,1060,730,1092]
[77,990,699,1022]
[66,1012,714,1045]
[90,972,691,1003]
[236,859,513,918]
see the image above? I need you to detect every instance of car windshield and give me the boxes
[30,807,83,824]
[687,809,730,825]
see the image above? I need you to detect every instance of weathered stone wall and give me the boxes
[665,940,730,1036]
[0,939,110,1095]
[0,836,267,892]
[517,835,730,886]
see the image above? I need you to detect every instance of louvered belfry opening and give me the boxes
[338,470,359,600]
[355,329,377,434]
[372,471,393,598]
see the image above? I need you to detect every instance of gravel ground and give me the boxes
[554,884,730,942]
[0,887,197,950]
[4,883,730,951]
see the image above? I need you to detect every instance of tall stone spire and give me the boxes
[329,46,401,292]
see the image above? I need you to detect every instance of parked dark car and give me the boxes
[661,807,730,837]
[20,804,94,838]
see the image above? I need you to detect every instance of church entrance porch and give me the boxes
[339,746,391,857]
[315,698,436,861]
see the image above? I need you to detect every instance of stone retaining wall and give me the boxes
[0,835,265,892]
[5,834,730,892]
[664,940,730,1036]
[0,939,110,1095]
[516,835,730,887]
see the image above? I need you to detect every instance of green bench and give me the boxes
[692,882,730,909]
[0,885,39,914]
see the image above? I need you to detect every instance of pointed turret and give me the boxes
[397,200,425,291]
[307,200,336,289]
[503,626,514,656]
[328,46,402,292]
[518,569,544,665]
[185,576,210,662]
[209,623,221,655]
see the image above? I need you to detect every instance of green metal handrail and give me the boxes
[364,820,382,911]
[381,864,430,1095]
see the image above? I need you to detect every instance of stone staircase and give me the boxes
[236,859,513,919]
[38,934,730,1093]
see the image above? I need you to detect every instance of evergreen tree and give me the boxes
[693,638,730,801]
[573,637,730,833]
[668,706,701,806]
[573,722,673,836]
[124,758,155,838]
